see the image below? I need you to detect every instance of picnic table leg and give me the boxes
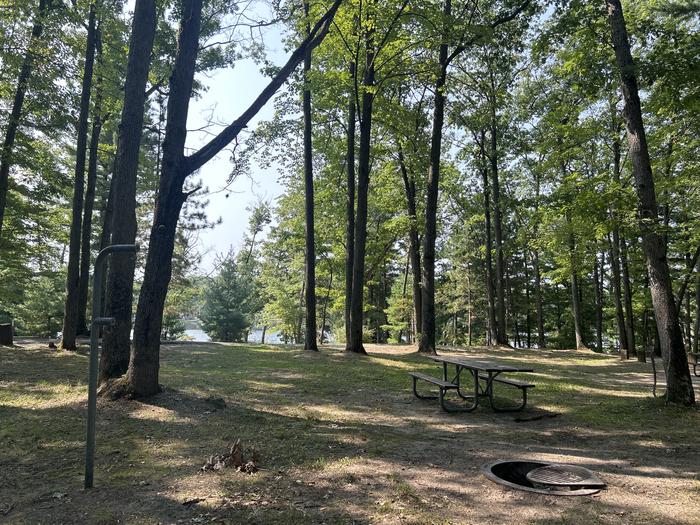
[412,375,439,400]
[453,367,479,411]
[486,372,529,412]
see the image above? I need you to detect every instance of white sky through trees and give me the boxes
[123,0,287,271]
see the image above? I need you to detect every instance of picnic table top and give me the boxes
[428,354,534,373]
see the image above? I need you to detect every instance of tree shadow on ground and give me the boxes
[1,343,699,524]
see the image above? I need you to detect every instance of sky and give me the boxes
[180,7,290,272]
[121,1,289,272]
[186,60,284,272]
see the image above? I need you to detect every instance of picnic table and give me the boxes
[410,354,535,413]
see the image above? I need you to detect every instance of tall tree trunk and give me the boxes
[534,249,545,348]
[594,251,604,352]
[398,146,422,342]
[525,253,532,348]
[61,3,97,350]
[467,261,473,346]
[77,22,104,336]
[609,112,630,358]
[620,236,636,357]
[99,0,158,381]
[344,61,356,347]
[568,227,586,350]
[302,1,317,351]
[533,170,545,348]
[348,32,374,355]
[684,252,692,350]
[694,270,700,353]
[607,0,694,405]
[0,0,47,242]
[507,268,520,347]
[609,232,628,357]
[480,134,498,345]
[97,130,116,308]
[419,0,450,354]
[320,263,333,344]
[127,0,204,396]
[489,98,507,346]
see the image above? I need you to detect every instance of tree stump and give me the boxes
[0,324,13,346]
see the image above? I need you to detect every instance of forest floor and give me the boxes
[1,341,699,524]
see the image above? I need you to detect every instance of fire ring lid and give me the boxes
[526,464,606,488]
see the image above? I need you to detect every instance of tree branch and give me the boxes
[186,0,344,174]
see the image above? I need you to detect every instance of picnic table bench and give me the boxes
[410,355,535,413]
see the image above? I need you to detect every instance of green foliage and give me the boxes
[201,253,255,342]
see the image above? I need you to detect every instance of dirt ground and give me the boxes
[1,342,699,524]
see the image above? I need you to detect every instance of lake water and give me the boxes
[183,327,284,344]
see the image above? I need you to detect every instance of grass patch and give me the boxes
[0,342,698,524]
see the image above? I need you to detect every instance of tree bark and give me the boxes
[344,61,356,347]
[77,22,104,336]
[99,0,158,381]
[61,3,97,350]
[302,1,317,351]
[0,0,47,242]
[398,146,422,343]
[348,30,374,355]
[419,0,450,355]
[607,0,694,405]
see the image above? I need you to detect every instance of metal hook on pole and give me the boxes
[84,244,139,489]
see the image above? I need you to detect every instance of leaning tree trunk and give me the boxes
[61,3,97,350]
[99,0,158,381]
[0,0,47,242]
[118,0,343,396]
[77,23,104,336]
[419,0,450,355]
[302,1,317,351]
[607,0,694,405]
[344,60,356,348]
[348,37,374,356]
